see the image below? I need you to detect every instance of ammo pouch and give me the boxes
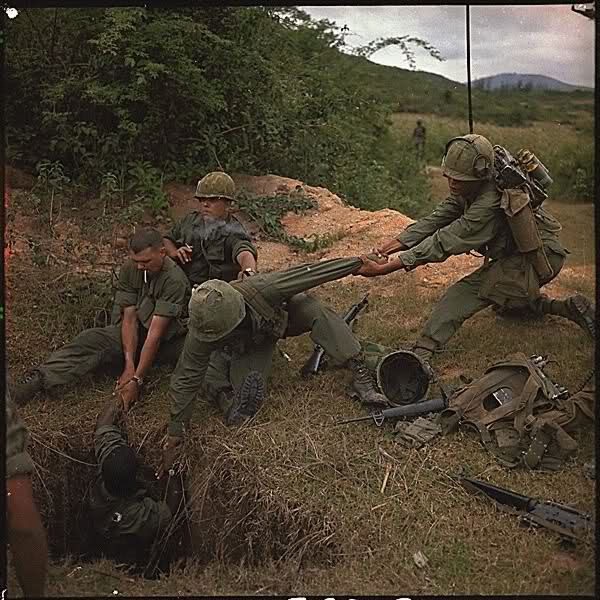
[500,188,553,280]
[234,280,289,340]
[439,353,591,471]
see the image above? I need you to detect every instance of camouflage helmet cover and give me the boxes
[441,134,494,181]
[194,171,236,201]
[376,350,432,406]
[188,279,246,342]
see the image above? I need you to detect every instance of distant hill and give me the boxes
[473,73,592,92]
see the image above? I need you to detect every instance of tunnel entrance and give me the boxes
[27,423,339,578]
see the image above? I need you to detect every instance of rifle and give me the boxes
[300,293,369,377]
[335,396,447,427]
[460,476,594,542]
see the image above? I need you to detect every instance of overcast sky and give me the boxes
[301,5,595,88]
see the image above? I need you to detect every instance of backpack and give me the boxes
[439,353,594,471]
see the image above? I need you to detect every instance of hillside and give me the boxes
[473,73,593,92]
[335,52,594,127]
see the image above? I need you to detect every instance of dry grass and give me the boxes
[5,184,595,597]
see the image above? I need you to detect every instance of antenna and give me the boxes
[466,5,474,133]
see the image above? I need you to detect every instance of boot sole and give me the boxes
[571,294,596,340]
[227,371,265,425]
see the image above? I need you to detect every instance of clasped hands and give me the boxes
[354,240,406,277]
[114,368,140,411]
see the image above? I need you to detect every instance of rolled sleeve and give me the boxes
[154,299,184,318]
[94,424,127,467]
[114,261,140,308]
[6,393,34,479]
[232,238,258,260]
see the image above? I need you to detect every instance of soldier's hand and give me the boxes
[174,245,193,265]
[117,366,135,389]
[118,380,139,411]
[157,435,183,479]
[354,255,389,277]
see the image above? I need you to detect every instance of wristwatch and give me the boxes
[131,375,144,387]
[242,268,257,278]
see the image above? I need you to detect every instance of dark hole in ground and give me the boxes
[29,428,340,577]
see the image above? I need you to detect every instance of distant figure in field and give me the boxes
[413,120,426,161]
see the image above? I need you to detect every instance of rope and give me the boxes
[466,5,474,133]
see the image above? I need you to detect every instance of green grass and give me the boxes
[6,185,595,596]
[390,112,594,202]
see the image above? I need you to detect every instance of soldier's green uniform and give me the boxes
[385,134,593,357]
[6,390,35,479]
[168,257,367,436]
[89,424,172,553]
[35,256,190,391]
[397,179,567,352]
[164,213,257,285]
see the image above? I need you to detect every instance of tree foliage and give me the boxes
[6,7,438,212]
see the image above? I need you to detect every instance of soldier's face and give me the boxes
[130,246,166,273]
[197,197,230,220]
[446,176,483,198]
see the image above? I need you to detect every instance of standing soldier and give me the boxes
[413,120,426,161]
[356,134,595,363]
[6,390,48,597]
[163,171,258,285]
[158,255,390,476]
[12,229,191,409]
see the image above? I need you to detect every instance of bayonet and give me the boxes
[460,476,594,542]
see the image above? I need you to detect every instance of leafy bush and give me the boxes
[6,7,439,217]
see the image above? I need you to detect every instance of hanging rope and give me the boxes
[466,5,474,133]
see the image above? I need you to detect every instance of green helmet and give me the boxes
[441,134,494,181]
[188,280,246,342]
[194,171,236,201]
[376,350,432,406]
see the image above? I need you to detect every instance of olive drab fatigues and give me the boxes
[396,180,567,352]
[6,390,35,480]
[37,256,190,389]
[168,257,364,436]
[164,212,257,285]
[89,424,171,559]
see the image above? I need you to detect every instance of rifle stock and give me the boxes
[301,293,369,377]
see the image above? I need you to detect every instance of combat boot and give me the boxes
[347,356,389,407]
[226,371,266,426]
[565,294,595,340]
[540,294,595,340]
[12,370,44,406]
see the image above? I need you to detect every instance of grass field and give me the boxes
[390,111,594,203]
[6,178,595,596]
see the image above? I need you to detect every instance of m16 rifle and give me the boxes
[460,476,594,542]
[493,145,553,208]
[335,396,447,426]
[300,293,369,376]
